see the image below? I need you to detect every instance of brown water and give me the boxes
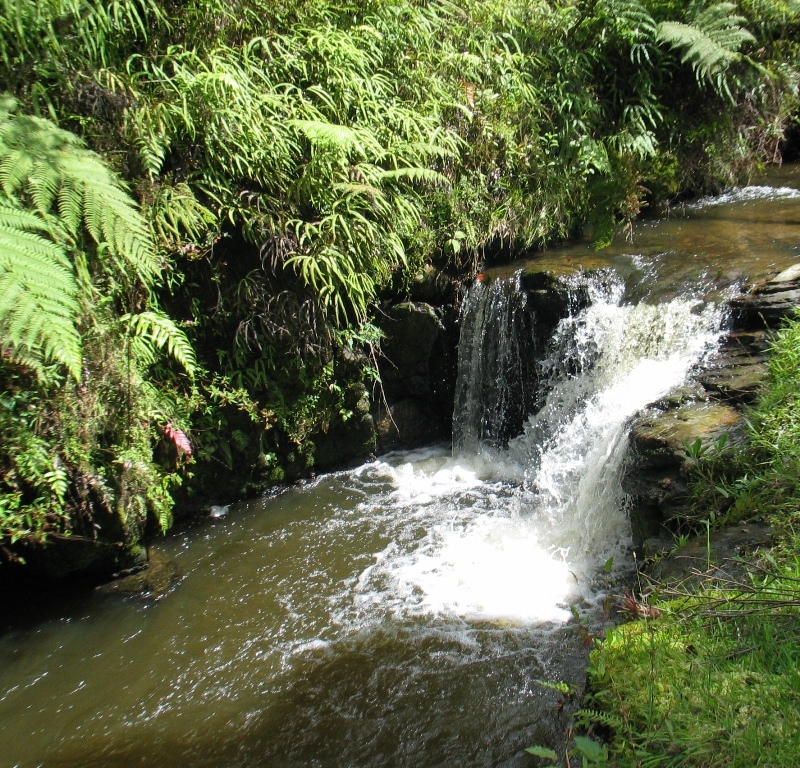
[1,166,799,768]
[488,163,800,300]
[0,457,590,768]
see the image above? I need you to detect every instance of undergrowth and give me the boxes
[2,0,800,567]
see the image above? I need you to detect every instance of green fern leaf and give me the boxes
[0,99,168,381]
[0,203,81,378]
[289,119,382,158]
[121,310,197,377]
[575,708,626,731]
[375,167,450,187]
[657,3,755,91]
[0,100,160,289]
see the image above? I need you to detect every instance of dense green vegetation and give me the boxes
[577,314,800,767]
[1,0,799,572]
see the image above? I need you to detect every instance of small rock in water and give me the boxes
[208,504,230,520]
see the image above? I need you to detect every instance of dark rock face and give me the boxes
[313,402,377,470]
[373,300,459,452]
[5,535,147,582]
[728,263,800,329]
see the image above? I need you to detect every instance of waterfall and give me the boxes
[451,274,539,452]
[349,268,723,624]
[506,274,723,564]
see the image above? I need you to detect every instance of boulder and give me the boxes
[624,398,744,541]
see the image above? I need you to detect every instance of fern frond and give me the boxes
[289,119,381,157]
[58,154,160,285]
[657,3,755,91]
[0,149,33,197]
[149,182,216,247]
[574,708,626,731]
[121,310,197,377]
[598,0,657,41]
[0,101,160,289]
[375,167,451,187]
[0,203,81,379]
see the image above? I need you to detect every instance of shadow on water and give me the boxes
[0,576,103,636]
[48,622,586,768]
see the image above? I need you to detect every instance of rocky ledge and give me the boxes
[624,263,800,552]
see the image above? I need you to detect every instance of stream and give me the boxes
[1,165,799,768]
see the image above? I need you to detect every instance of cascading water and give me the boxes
[451,274,539,452]
[0,269,728,768]
[356,271,724,626]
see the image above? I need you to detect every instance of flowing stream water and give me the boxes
[1,166,799,768]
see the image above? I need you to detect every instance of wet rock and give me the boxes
[624,400,744,537]
[728,262,800,329]
[519,265,593,334]
[208,504,230,520]
[407,264,458,304]
[697,330,771,404]
[373,398,448,453]
[373,301,458,451]
[95,548,182,599]
[314,403,377,470]
[646,523,774,588]
[380,302,446,399]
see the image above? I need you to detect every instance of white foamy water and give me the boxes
[690,184,800,208]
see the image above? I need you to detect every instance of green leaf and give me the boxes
[525,745,558,760]
[573,735,607,763]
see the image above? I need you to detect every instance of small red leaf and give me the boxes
[164,423,192,456]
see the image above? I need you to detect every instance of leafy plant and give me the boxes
[656,3,756,98]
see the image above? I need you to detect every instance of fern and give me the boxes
[574,708,626,732]
[0,98,167,381]
[375,167,450,186]
[0,203,81,378]
[289,118,380,158]
[657,3,756,95]
[121,310,197,377]
[0,98,159,289]
[597,0,657,63]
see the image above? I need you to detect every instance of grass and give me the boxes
[575,313,800,767]
[585,572,800,767]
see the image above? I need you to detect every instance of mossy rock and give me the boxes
[95,548,182,598]
[630,401,742,463]
[624,401,744,530]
